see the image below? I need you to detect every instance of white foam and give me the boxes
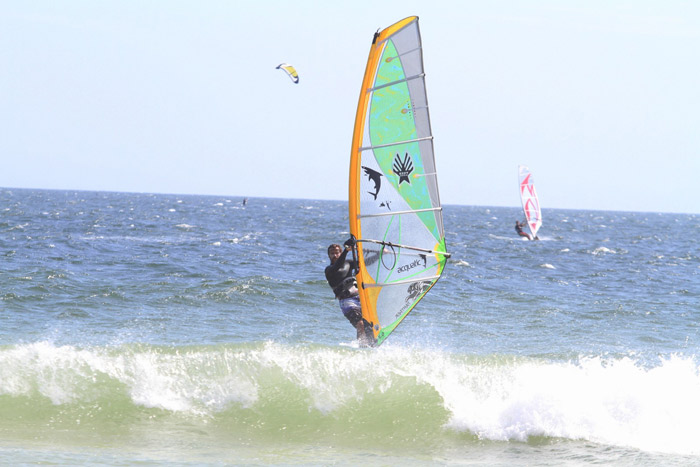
[3,342,698,455]
[432,354,700,455]
[0,342,259,414]
[593,247,615,255]
[240,345,700,455]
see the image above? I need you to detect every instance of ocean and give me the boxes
[0,188,698,466]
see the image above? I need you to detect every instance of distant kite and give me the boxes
[276,63,299,84]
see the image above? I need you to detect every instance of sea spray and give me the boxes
[1,342,699,455]
[442,354,700,455]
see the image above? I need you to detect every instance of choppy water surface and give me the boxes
[1,188,699,465]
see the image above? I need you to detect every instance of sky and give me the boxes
[1,0,699,214]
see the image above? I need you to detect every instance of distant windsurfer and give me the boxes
[515,220,535,241]
[325,238,373,346]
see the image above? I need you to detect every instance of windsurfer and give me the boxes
[515,220,534,241]
[325,239,373,346]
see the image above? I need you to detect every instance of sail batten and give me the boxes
[357,238,451,256]
[358,207,442,219]
[383,46,422,58]
[360,136,433,152]
[363,275,442,288]
[349,16,448,346]
[368,73,425,92]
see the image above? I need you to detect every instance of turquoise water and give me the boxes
[1,188,699,465]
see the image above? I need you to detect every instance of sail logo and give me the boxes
[396,254,427,274]
[397,259,422,274]
[393,153,413,185]
[406,281,431,303]
[395,280,432,318]
[362,166,382,200]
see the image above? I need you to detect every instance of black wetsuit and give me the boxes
[324,248,359,299]
[325,248,375,345]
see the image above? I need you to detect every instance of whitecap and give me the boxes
[441,353,700,455]
[592,247,614,255]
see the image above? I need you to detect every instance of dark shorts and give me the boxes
[339,296,362,327]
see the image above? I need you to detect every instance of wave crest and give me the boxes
[0,342,699,454]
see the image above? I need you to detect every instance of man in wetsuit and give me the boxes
[325,238,371,345]
[515,220,534,241]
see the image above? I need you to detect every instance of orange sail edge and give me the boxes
[349,36,381,340]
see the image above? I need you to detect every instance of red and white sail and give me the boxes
[518,165,542,238]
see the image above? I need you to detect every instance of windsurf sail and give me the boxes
[349,16,449,346]
[518,165,542,239]
[276,63,299,83]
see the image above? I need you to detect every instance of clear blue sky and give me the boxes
[2,1,698,213]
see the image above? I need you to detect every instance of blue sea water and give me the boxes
[1,188,699,465]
